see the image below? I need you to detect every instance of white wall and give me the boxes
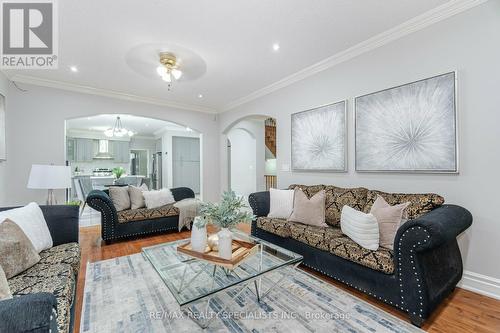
[220,1,500,294]
[0,83,220,205]
[0,73,9,205]
[227,128,256,196]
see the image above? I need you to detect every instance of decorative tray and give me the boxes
[177,238,259,270]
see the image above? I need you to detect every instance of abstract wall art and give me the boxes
[355,72,457,173]
[291,100,347,171]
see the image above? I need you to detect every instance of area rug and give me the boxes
[80,252,424,333]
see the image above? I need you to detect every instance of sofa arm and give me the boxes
[248,191,270,217]
[40,205,79,246]
[86,190,118,241]
[171,187,195,201]
[394,204,472,325]
[0,293,58,332]
[395,204,472,252]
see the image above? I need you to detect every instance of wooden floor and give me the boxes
[74,225,500,333]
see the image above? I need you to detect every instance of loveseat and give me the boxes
[0,205,80,333]
[249,184,472,327]
[87,187,195,243]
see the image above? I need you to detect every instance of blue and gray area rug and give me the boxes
[81,253,423,333]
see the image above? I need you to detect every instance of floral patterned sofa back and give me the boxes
[287,184,445,226]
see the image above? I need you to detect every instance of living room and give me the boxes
[0,1,499,332]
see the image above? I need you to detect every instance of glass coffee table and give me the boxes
[142,232,303,328]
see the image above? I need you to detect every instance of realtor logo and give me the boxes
[1,0,58,68]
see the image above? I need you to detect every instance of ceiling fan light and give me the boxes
[156,66,167,77]
[171,69,182,80]
[162,73,172,82]
[104,129,114,137]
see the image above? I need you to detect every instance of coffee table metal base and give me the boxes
[180,262,302,329]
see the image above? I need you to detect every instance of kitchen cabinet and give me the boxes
[112,141,130,163]
[75,138,95,162]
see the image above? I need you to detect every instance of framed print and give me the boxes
[291,100,347,171]
[355,72,458,173]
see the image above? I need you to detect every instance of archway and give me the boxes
[223,115,277,200]
[65,114,203,226]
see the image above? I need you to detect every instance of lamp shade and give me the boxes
[27,165,72,189]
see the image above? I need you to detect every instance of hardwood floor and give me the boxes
[74,225,500,333]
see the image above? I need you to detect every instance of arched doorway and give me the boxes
[224,116,277,201]
[65,114,202,226]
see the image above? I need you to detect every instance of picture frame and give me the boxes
[354,72,458,173]
[291,100,347,172]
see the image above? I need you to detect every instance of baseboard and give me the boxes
[458,270,500,300]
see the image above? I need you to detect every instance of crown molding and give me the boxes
[7,74,218,114]
[223,0,490,111]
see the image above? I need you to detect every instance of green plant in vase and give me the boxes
[112,167,125,179]
[200,191,254,259]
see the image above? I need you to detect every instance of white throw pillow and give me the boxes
[267,188,294,219]
[0,202,53,253]
[340,205,379,251]
[143,189,175,209]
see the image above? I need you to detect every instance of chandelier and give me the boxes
[104,116,135,137]
[156,52,182,90]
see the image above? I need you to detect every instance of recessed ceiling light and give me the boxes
[272,43,280,51]
[198,94,203,98]
[70,66,78,72]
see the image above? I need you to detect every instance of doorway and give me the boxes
[225,116,277,199]
[130,149,148,176]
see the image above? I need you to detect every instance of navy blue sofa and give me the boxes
[86,187,195,243]
[249,185,472,327]
[0,205,80,333]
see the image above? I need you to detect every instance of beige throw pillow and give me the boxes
[129,184,149,210]
[288,189,327,227]
[0,265,12,300]
[109,186,131,211]
[0,219,41,279]
[370,195,410,250]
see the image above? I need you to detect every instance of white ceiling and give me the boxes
[5,0,453,112]
[66,114,188,137]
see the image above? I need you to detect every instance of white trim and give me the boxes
[458,270,500,300]
[223,0,490,111]
[6,74,218,114]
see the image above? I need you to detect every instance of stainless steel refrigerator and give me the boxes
[151,152,162,190]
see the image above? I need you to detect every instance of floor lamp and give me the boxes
[27,164,72,205]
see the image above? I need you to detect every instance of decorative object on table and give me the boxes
[355,72,458,173]
[112,166,125,180]
[199,191,254,260]
[291,100,347,171]
[207,233,219,251]
[27,164,72,205]
[190,216,208,252]
[174,198,202,231]
[0,94,5,161]
[177,238,259,270]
